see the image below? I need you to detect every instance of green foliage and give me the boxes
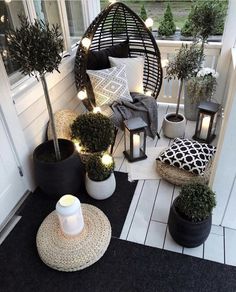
[175,183,216,222]
[166,43,202,81]
[7,16,63,77]
[140,3,148,22]
[181,19,193,37]
[86,153,115,181]
[71,113,115,153]
[158,3,176,36]
[186,0,227,41]
[186,75,217,104]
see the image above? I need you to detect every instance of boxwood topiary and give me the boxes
[86,153,115,181]
[175,183,216,222]
[71,113,115,153]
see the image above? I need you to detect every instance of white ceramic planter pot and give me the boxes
[162,112,186,138]
[85,172,116,200]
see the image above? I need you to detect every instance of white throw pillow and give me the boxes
[109,56,144,93]
[87,64,133,106]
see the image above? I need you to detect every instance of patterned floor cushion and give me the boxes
[156,138,216,186]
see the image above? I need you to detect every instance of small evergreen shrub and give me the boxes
[158,3,176,37]
[175,183,216,222]
[181,19,193,37]
[71,113,115,153]
[140,4,148,22]
[86,153,115,181]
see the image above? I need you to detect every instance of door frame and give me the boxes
[0,55,33,192]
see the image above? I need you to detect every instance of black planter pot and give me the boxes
[33,139,84,197]
[168,198,212,248]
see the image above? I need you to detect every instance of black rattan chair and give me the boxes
[74,2,163,111]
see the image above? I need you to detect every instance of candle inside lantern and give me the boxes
[200,116,210,140]
[133,134,140,158]
[56,194,84,236]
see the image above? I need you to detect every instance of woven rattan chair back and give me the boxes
[74,2,162,111]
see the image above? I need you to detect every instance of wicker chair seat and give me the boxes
[74,2,162,111]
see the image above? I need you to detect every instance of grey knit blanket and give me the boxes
[110,93,158,138]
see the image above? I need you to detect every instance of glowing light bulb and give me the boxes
[2,50,8,57]
[109,0,116,3]
[0,15,5,23]
[101,154,113,166]
[81,37,91,49]
[145,18,153,28]
[77,89,87,100]
[93,107,101,114]
[74,141,82,153]
[5,0,12,3]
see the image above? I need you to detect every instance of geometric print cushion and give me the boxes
[157,138,216,175]
[87,64,133,106]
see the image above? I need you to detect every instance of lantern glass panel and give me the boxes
[198,112,211,140]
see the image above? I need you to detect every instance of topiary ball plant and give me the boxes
[71,112,115,153]
[175,183,216,222]
[86,153,115,181]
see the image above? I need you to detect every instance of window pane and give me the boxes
[65,0,85,46]
[34,0,62,30]
[0,0,26,77]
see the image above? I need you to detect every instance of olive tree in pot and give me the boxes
[168,183,216,248]
[7,16,83,197]
[85,153,116,200]
[163,42,202,138]
[71,112,115,163]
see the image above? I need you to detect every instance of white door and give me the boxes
[0,110,26,226]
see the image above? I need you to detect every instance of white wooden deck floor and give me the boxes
[114,103,236,266]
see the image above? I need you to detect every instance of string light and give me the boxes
[0,15,5,23]
[81,37,91,49]
[101,154,113,166]
[77,89,87,100]
[145,18,154,28]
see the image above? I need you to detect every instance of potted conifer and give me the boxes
[158,3,176,37]
[85,153,116,200]
[163,42,202,138]
[7,16,83,196]
[168,183,216,248]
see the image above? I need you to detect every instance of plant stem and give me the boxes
[176,78,183,117]
[40,74,61,161]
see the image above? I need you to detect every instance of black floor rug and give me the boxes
[1,172,236,291]
[18,171,137,238]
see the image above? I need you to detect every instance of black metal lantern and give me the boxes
[193,101,220,143]
[123,117,147,162]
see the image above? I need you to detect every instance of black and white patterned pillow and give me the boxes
[87,64,132,106]
[157,138,216,175]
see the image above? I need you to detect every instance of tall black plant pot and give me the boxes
[168,198,212,248]
[33,139,84,198]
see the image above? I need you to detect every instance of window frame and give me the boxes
[4,0,100,98]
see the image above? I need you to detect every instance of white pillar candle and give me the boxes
[133,134,140,158]
[200,116,210,140]
[56,195,84,236]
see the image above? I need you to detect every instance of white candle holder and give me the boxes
[56,195,84,236]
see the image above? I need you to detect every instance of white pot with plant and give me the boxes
[7,16,83,196]
[184,67,219,121]
[163,42,202,138]
[85,153,116,200]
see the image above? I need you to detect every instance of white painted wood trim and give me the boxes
[0,56,33,190]
[215,0,236,104]
[210,49,236,226]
